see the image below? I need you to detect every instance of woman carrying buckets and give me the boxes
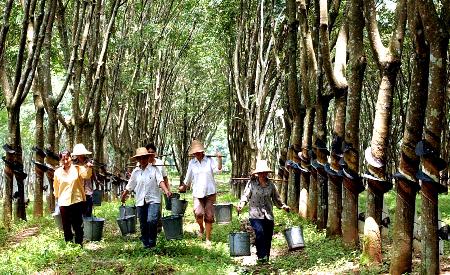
[121,147,172,249]
[237,159,290,264]
[71,143,95,217]
[178,140,222,246]
[53,149,93,245]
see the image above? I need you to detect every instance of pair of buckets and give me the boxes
[229,226,305,257]
[117,204,136,236]
[161,193,185,240]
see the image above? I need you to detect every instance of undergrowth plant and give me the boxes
[0,179,448,274]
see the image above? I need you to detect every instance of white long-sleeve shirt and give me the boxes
[126,164,164,206]
[184,157,219,198]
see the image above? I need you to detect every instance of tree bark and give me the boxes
[416,0,449,273]
[362,0,407,263]
[32,82,45,217]
[341,0,366,248]
[390,1,429,272]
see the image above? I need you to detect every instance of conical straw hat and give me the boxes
[130,147,151,160]
[252,159,273,175]
[189,140,205,155]
[72,143,92,155]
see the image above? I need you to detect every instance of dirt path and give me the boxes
[8,226,39,247]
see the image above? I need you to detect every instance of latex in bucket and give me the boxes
[171,198,188,216]
[161,215,183,240]
[214,203,232,224]
[164,193,180,210]
[229,232,251,256]
[283,226,305,251]
[117,215,136,236]
[52,212,63,231]
[83,217,105,241]
[92,190,102,206]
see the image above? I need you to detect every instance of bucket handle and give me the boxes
[119,202,126,219]
[285,211,295,228]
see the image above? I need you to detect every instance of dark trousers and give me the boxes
[84,195,93,217]
[137,203,160,248]
[250,218,274,260]
[60,202,84,245]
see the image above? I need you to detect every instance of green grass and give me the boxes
[0,177,448,274]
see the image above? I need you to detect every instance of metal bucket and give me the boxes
[83,217,105,241]
[283,226,305,251]
[214,203,233,224]
[164,193,180,210]
[117,215,136,236]
[171,198,188,216]
[52,212,63,231]
[161,215,183,240]
[92,190,102,206]
[229,232,251,256]
[119,205,137,223]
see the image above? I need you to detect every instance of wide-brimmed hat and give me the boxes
[130,147,152,160]
[252,159,273,175]
[189,140,205,155]
[72,143,92,156]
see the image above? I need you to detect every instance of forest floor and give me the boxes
[0,174,449,274]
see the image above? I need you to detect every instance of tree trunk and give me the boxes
[416,0,449,273]
[7,107,26,221]
[341,0,366,248]
[327,94,346,237]
[32,91,45,217]
[307,168,318,221]
[390,1,429,272]
[362,0,407,263]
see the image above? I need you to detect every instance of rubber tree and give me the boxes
[232,0,283,166]
[389,0,429,273]
[319,0,348,237]
[285,0,303,215]
[362,0,407,263]
[416,0,449,273]
[0,0,53,226]
[341,0,366,248]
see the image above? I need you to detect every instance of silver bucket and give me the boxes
[164,193,180,210]
[83,217,105,241]
[161,215,183,240]
[171,198,188,216]
[119,205,137,223]
[283,226,305,251]
[117,215,136,236]
[229,232,251,256]
[214,203,233,224]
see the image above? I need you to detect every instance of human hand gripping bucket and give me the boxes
[171,193,188,216]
